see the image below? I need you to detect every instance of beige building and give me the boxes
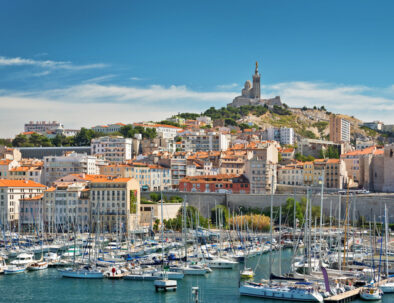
[330,115,351,143]
[139,203,182,227]
[90,177,140,232]
[0,179,46,229]
[100,163,172,191]
[244,144,278,194]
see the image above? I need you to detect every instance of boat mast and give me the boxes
[342,183,350,268]
[269,171,274,279]
[385,204,389,278]
[279,205,282,276]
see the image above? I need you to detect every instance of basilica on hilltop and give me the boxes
[227,62,282,108]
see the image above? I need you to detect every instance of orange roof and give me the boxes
[21,194,44,200]
[281,148,295,153]
[91,177,132,183]
[45,187,56,192]
[0,159,12,165]
[326,159,340,164]
[0,179,45,188]
[341,146,377,157]
[21,131,35,135]
[373,149,384,155]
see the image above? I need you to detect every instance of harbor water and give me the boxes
[1,249,393,303]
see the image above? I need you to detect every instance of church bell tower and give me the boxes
[252,61,261,99]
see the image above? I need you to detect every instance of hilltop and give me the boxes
[177,105,390,143]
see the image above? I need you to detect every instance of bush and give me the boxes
[229,214,270,232]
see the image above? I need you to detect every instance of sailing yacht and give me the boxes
[240,281,324,302]
[359,286,383,301]
[0,257,7,273]
[59,265,103,279]
[153,191,178,291]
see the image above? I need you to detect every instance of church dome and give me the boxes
[244,80,252,89]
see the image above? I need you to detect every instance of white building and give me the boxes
[267,127,294,145]
[363,121,383,131]
[91,136,132,163]
[279,127,294,145]
[91,123,126,134]
[43,152,104,186]
[134,123,183,139]
[180,132,230,152]
[24,121,63,133]
[0,179,46,228]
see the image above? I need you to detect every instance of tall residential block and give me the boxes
[330,115,350,143]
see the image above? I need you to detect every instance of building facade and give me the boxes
[330,115,351,143]
[43,152,104,186]
[91,136,132,163]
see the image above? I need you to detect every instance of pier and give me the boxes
[324,279,388,303]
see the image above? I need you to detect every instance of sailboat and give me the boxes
[154,191,177,291]
[59,206,103,279]
[240,176,323,302]
[240,218,254,279]
[28,213,48,271]
[379,204,394,293]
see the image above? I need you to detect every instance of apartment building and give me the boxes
[90,177,140,232]
[266,127,294,145]
[43,152,104,186]
[278,163,304,186]
[100,163,172,191]
[91,123,126,134]
[0,179,46,229]
[330,115,351,143]
[180,132,230,152]
[244,144,278,194]
[24,121,63,133]
[91,136,132,163]
[179,174,250,194]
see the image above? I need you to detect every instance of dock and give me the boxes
[324,279,388,303]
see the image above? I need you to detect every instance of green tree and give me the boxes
[149,193,161,202]
[211,205,230,228]
[283,198,304,226]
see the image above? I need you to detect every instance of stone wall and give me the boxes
[142,191,394,223]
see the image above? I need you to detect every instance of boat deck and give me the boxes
[324,279,388,303]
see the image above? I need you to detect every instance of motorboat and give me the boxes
[240,267,255,279]
[207,257,237,269]
[4,265,27,275]
[10,253,34,266]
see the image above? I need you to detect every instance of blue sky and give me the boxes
[0,0,393,136]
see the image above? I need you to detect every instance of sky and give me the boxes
[0,0,393,137]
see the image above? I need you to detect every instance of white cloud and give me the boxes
[0,56,107,70]
[216,83,239,90]
[0,84,237,137]
[130,77,144,81]
[0,81,393,138]
[262,81,394,123]
[83,74,116,83]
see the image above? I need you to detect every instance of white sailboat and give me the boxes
[240,177,323,302]
[153,191,177,291]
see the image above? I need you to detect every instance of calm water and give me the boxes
[0,250,392,303]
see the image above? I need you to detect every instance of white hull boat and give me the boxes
[28,261,48,271]
[59,267,103,279]
[379,281,394,293]
[240,282,323,302]
[4,265,27,275]
[360,287,383,300]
